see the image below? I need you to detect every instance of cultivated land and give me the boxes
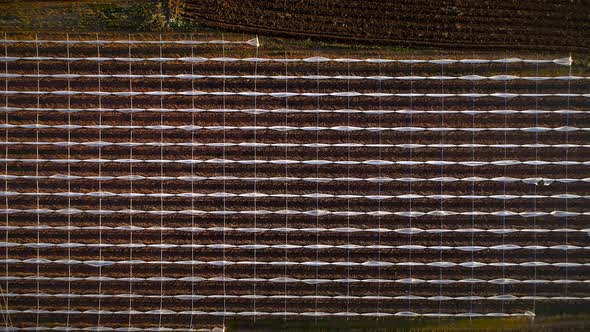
[0,34,589,331]
[178,0,590,52]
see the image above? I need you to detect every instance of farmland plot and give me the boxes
[177,0,590,51]
[0,35,589,330]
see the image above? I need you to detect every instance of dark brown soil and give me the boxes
[177,0,590,51]
[0,37,588,330]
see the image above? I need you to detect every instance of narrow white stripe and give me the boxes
[2,158,587,167]
[3,140,586,150]
[1,241,584,252]
[1,123,586,133]
[1,258,586,268]
[4,292,587,301]
[0,89,586,98]
[0,308,535,317]
[0,208,584,218]
[1,72,586,82]
[2,106,585,115]
[1,225,585,235]
[0,38,259,46]
[0,54,571,65]
[1,174,583,185]
[2,275,584,285]
[1,190,585,201]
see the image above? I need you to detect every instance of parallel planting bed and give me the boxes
[0,35,589,330]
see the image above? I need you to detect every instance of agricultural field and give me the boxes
[178,0,590,52]
[0,32,588,331]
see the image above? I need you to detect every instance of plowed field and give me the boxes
[177,0,590,51]
[0,35,589,331]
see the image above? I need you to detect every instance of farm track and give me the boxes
[0,38,588,329]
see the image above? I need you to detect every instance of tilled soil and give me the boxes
[177,0,590,51]
[0,38,589,330]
